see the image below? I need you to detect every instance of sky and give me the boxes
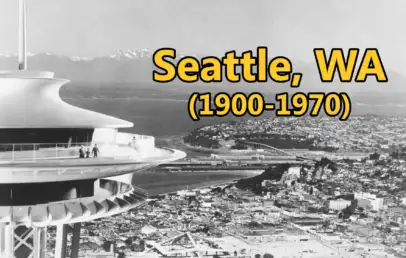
[0,0,405,74]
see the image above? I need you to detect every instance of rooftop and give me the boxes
[0,70,133,129]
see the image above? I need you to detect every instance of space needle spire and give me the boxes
[18,0,27,70]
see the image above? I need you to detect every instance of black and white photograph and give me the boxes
[0,0,405,257]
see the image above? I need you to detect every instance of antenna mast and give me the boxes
[18,0,27,70]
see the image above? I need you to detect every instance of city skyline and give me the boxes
[0,0,405,75]
[0,1,406,257]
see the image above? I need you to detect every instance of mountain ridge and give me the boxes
[0,50,405,93]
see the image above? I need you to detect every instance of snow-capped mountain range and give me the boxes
[0,49,162,83]
[0,49,405,93]
[0,48,198,61]
[0,49,202,83]
[0,49,154,62]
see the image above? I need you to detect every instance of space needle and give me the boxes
[0,0,186,257]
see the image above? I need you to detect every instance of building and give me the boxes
[141,225,158,235]
[287,166,301,178]
[329,199,352,210]
[0,1,185,257]
[354,192,383,211]
[354,192,377,200]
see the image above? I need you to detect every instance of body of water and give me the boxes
[131,170,262,196]
[63,85,406,138]
[61,85,406,193]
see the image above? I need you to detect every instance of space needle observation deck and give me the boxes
[0,1,186,257]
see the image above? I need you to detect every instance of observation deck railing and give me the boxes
[0,145,175,164]
[0,142,92,161]
[0,133,168,163]
[0,142,152,162]
[116,132,156,156]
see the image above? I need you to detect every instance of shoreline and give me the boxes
[148,179,239,198]
[132,168,261,197]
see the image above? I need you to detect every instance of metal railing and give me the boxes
[116,132,155,144]
[0,133,175,163]
[0,142,91,161]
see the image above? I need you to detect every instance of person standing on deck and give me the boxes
[92,144,100,158]
[132,136,136,148]
[79,146,85,158]
[86,148,90,158]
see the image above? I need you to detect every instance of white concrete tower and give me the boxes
[0,1,186,258]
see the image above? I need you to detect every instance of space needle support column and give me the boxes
[3,223,14,258]
[54,225,68,258]
[0,223,6,257]
[18,0,27,70]
[33,227,47,258]
[70,223,81,258]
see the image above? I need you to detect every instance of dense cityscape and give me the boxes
[184,115,406,153]
[48,115,406,258]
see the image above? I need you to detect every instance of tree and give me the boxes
[401,179,406,190]
[231,141,248,150]
[300,167,307,182]
[102,241,113,252]
[390,151,400,159]
[349,199,358,213]
[369,152,380,160]
[341,199,358,219]
[249,221,261,228]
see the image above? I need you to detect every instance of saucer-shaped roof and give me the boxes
[0,70,133,129]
